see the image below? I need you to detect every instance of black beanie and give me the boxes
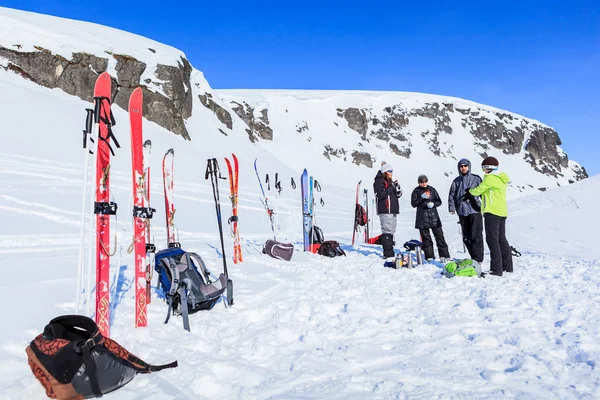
[481,156,499,167]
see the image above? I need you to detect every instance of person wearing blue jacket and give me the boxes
[448,158,484,263]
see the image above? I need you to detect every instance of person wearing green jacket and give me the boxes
[462,156,513,276]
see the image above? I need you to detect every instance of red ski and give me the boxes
[93,72,119,337]
[129,88,153,328]
[162,149,179,247]
[225,154,242,263]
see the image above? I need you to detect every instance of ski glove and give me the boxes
[459,189,472,202]
[393,181,403,198]
[421,192,429,199]
[427,202,434,208]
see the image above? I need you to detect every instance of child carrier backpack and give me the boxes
[263,239,294,261]
[443,259,482,278]
[26,315,177,399]
[154,247,232,332]
[317,240,346,258]
[309,225,324,244]
[355,204,368,226]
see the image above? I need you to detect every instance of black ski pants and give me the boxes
[484,213,513,276]
[459,213,484,263]
[420,227,450,260]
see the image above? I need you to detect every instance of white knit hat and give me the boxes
[380,163,393,173]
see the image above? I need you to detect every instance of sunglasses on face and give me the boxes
[419,181,428,184]
[459,165,468,168]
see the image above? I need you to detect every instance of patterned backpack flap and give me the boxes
[443,259,482,278]
[26,315,177,399]
[317,240,346,258]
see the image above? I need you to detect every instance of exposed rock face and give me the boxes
[351,150,373,168]
[0,45,192,139]
[524,126,587,180]
[323,145,347,161]
[229,100,273,142]
[338,108,369,139]
[199,92,232,129]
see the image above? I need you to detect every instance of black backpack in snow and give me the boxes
[355,204,368,226]
[155,247,233,332]
[26,315,177,400]
[263,239,294,261]
[309,225,324,244]
[317,240,346,258]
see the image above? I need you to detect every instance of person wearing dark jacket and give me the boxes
[448,158,484,263]
[374,162,403,258]
[410,174,450,261]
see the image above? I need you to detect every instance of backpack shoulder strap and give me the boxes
[164,258,180,325]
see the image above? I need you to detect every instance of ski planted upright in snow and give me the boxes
[205,158,234,306]
[129,88,155,328]
[143,139,155,303]
[93,72,120,337]
[352,181,361,247]
[363,188,370,243]
[301,169,311,251]
[254,159,277,240]
[162,148,179,248]
[225,154,242,264]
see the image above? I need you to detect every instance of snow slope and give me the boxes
[1,59,599,399]
[0,6,586,204]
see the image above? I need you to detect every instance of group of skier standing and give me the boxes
[373,156,513,276]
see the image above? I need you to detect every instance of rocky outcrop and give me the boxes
[524,126,587,180]
[323,145,347,161]
[0,45,192,139]
[199,92,232,129]
[351,150,373,167]
[229,101,273,142]
[337,108,369,139]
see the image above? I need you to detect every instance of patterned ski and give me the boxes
[129,88,152,328]
[225,154,242,263]
[94,72,118,337]
[162,149,179,248]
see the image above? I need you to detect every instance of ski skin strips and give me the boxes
[162,149,176,246]
[225,154,242,264]
[129,88,148,328]
[94,72,112,337]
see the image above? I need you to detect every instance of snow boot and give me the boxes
[380,234,395,258]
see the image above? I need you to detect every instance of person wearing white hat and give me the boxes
[373,161,403,258]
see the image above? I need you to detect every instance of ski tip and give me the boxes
[165,148,174,156]
[144,139,151,147]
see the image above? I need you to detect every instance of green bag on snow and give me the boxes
[443,259,482,278]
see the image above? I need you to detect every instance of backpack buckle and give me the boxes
[83,337,96,350]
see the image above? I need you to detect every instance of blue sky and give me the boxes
[4,1,599,175]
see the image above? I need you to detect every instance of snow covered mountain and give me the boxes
[0,6,587,199]
[1,7,598,400]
